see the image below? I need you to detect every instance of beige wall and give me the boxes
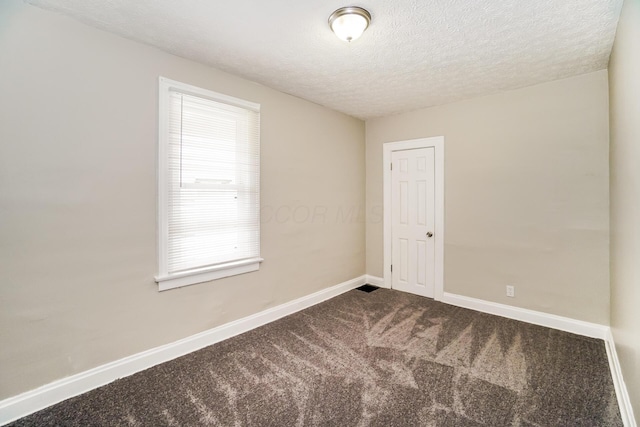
[366,71,610,324]
[609,0,640,418]
[0,2,365,399]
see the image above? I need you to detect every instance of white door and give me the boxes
[391,147,435,298]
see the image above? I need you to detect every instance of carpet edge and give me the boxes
[441,292,609,339]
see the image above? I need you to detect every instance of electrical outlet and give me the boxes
[506,285,515,297]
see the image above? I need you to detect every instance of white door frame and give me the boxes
[383,136,444,300]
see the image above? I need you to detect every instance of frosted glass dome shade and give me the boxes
[329,7,371,42]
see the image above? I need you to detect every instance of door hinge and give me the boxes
[391,265,393,272]
[390,162,393,170]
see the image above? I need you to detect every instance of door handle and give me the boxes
[426,232,433,238]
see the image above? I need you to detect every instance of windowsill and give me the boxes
[155,257,263,291]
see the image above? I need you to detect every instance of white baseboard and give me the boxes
[0,275,366,426]
[441,292,609,339]
[442,293,638,425]
[3,280,632,426]
[365,274,388,288]
[605,329,637,427]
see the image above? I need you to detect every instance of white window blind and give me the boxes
[156,78,261,290]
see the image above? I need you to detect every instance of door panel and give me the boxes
[391,147,435,298]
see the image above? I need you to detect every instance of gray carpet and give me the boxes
[9,288,622,426]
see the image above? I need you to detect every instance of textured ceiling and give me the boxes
[25,0,622,119]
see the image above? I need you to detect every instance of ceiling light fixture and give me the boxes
[328,6,371,42]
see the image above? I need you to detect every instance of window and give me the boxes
[155,77,261,291]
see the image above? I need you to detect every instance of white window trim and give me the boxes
[155,77,262,291]
[155,257,263,291]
